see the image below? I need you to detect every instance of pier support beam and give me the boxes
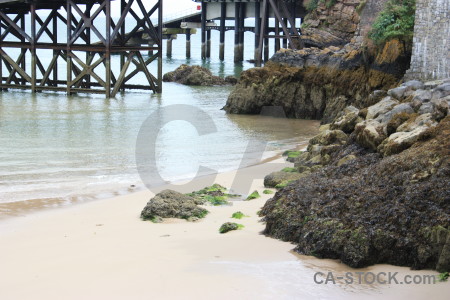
[167,36,173,57]
[206,29,211,58]
[201,2,207,59]
[254,1,261,63]
[238,2,245,62]
[186,29,191,59]
[234,2,240,63]
[219,2,226,61]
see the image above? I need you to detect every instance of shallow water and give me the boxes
[0,27,319,212]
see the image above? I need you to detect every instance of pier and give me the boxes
[0,0,163,96]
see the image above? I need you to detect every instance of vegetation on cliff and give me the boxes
[369,0,416,46]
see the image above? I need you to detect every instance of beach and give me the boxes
[0,156,448,300]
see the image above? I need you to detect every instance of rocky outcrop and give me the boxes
[141,190,208,222]
[260,79,450,271]
[163,64,236,86]
[224,38,410,123]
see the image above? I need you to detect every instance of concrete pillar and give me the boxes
[239,2,245,62]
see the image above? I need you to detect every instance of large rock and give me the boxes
[163,64,232,86]
[264,171,310,188]
[366,97,399,119]
[330,106,361,133]
[261,117,450,270]
[378,126,430,156]
[402,80,425,90]
[375,103,414,126]
[387,86,411,100]
[141,190,208,222]
[397,113,438,132]
[354,120,386,151]
[309,129,349,146]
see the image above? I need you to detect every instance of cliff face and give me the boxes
[261,79,450,271]
[223,0,410,123]
[224,39,410,123]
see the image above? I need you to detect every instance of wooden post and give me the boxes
[275,16,280,52]
[234,2,240,63]
[263,2,269,62]
[66,1,72,95]
[219,2,226,61]
[52,10,58,87]
[186,29,191,59]
[105,0,111,97]
[254,1,261,63]
[158,0,163,92]
[166,36,173,57]
[239,2,245,62]
[283,18,288,49]
[30,3,36,93]
[0,15,2,89]
[201,1,207,59]
[206,29,211,58]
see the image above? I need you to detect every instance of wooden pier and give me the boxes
[193,0,305,65]
[0,0,163,96]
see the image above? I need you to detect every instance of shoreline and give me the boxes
[0,156,448,299]
[0,141,309,222]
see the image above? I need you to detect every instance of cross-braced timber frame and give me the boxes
[255,0,302,66]
[0,0,163,97]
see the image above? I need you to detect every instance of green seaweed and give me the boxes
[281,167,298,173]
[231,211,247,219]
[263,189,274,194]
[246,190,261,200]
[219,222,244,234]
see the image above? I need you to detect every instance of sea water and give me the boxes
[0,18,319,210]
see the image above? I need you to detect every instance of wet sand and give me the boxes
[0,157,448,299]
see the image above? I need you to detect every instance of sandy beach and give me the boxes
[0,157,448,300]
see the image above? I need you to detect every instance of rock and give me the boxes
[412,89,432,103]
[368,90,388,106]
[141,190,208,221]
[387,86,411,100]
[319,124,331,132]
[354,120,386,151]
[432,83,450,100]
[219,222,243,234]
[431,98,449,120]
[261,117,450,271]
[330,105,361,133]
[376,103,414,126]
[225,76,238,85]
[264,171,310,188]
[337,154,356,166]
[386,112,414,135]
[418,102,435,115]
[163,64,229,86]
[402,80,424,90]
[378,126,430,156]
[397,113,437,132]
[309,129,349,146]
[366,97,399,119]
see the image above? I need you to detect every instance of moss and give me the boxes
[231,211,247,219]
[263,189,274,194]
[219,222,244,234]
[281,167,298,173]
[246,190,261,200]
[187,184,240,206]
[356,0,367,15]
[438,272,449,282]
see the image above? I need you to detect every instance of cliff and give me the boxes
[261,79,450,271]
[223,0,410,123]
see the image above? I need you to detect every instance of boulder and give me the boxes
[330,106,361,133]
[378,126,430,156]
[376,103,414,126]
[402,80,425,90]
[366,97,399,119]
[354,120,386,151]
[309,129,349,146]
[264,171,310,188]
[141,190,208,222]
[432,83,450,100]
[387,86,411,100]
[418,102,435,115]
[412,89,432,103]
[163,64,229,86]
[397,113,437,132]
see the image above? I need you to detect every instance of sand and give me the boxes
[0,157,448,300]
